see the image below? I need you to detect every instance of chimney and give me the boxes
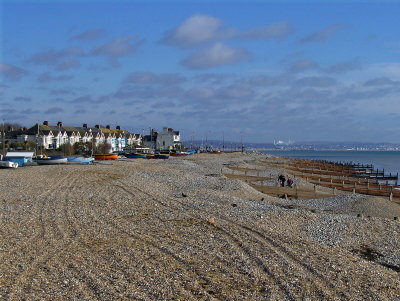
[43,121,49,126]
[57,121,63,127]
[83,123,87,128]
[106,125,110,129]
[116,125,121,130]
[95,125,100,129]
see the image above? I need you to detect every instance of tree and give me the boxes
[63,143,74,156]
[95,142,112,154]
[73,142,93,156]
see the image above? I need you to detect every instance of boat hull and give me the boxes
[94,154,118,160]
[67,157,95,164]
[170,153,189,157]
[154,154,169,159]
[36,158,68,165]
[125,153,147,159]
[0,161,18,168]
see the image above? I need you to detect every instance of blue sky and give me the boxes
[1,0,399,143]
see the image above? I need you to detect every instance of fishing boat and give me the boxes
[36,156,68,165]
[170,151,190,157]
[93,153,118,160]
[67,157,95,164]
[0,161,18,168]
[125,153,147,159]
[154,154,169,159]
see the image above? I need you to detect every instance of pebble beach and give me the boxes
[0,152,399,300]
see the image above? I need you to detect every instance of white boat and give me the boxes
[0,161,18,168]
[36,157,68,165]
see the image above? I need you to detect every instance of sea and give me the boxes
[261,150,400,178]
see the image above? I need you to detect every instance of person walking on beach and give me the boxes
[287,177,294,188]
[278,174,285,187]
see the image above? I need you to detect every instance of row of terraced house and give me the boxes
[5,121,142,152]
[3,121,182,152]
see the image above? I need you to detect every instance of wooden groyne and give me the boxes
[224,158,400,203]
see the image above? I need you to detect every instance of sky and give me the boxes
[1,0,400,143]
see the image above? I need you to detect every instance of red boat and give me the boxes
[170,152,189,157]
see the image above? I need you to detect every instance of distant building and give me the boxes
[142,127,181,150]
[157,127,181,150]
[18,121,141,152]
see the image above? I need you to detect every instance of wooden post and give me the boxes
[333,187,337,195]
[352,188,356,194]
[314,185,317,196]
[390,192,393,202]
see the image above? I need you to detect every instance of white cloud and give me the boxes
[161,14,230,47]
[182,43,250,69]
[161,15,293,48]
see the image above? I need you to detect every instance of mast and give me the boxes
[2,119,5,157]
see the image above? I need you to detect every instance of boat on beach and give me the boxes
[36,156,68,165]
[154,154,169,159]
[67,157,95,164]
[125,153,147,159]
[170,151,190,157]
[0,161,18,168]
[93,154,118,160]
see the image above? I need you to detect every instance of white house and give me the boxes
[156,127,181,150]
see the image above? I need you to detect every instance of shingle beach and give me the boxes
[1,152,399,300]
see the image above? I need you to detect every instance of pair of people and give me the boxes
[278,175,295,188]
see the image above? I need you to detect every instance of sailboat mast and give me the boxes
[2,119,5,157]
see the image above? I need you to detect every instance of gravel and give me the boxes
[0,152,399,300]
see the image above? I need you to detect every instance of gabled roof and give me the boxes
[24,123,135,138]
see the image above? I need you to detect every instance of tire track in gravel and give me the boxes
[115,179,346,300]
[111,181,294,300]
[19,168,132,300]
[79,170,220,300]
[38,168,206,300]
[58,169,143,300]
[7,168,125,300]
[0,170,71,260]
[6,168,84,301]
[1,169,75,296]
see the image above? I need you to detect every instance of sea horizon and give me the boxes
[261,150,400,180]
